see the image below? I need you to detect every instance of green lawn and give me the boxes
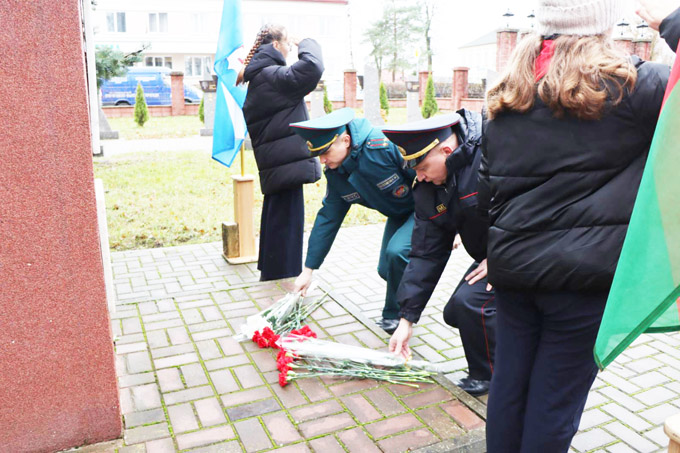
[107,115,203,140]
[94,149,386,251]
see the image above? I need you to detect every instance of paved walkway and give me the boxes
[107,224,680,452]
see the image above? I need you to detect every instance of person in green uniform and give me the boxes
[290,108,415,333]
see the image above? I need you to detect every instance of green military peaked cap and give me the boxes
[382,113,462,168]
[290,108,355,156]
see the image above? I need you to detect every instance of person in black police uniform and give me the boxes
[385,111,495,396]
[290,108,416,334]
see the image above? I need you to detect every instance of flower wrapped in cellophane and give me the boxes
[275,334,440,388]
[234,288,328,345]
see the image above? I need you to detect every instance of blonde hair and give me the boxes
[236,24,286,85]
[486,34,637,120]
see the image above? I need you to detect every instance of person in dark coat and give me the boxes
[239,24,323,281]
[289,108,416,334]
[385,111,496,396]
[479,1,677,451]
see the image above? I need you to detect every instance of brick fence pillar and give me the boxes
[343,69,357,108]
[170,71,185,116]
[614,37,635,55]
[452,67,469,112]
[496,29,519,73]
[418,70,430,106]
[634,38,652,60]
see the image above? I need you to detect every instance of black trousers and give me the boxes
[258,186,304,281]
[486,288,607,453]
[442,262,496,381]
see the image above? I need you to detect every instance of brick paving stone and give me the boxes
[167,403,199,433]
[196,340,222,360]
[600,403,652,431]
[365,413,423,438]
[290,400,344,423]
[176,425,236,451]
[226,398,281,421]
[402,387,455,410]
[124,423,171,445]
[365,388,407,416]
[377,428,439,452]
[119,372,156,389]
[330,379,380,396]
[124,408,167,428]
[143,311,181,324]
[126,351,153,374]
[309,435,345,453]
[250,350,278,373]
[627,358,664,374]
[639,403,680,424]
[263,412,303,445]
[205,355,250,371]
[145,319,184,331]
[164,386,214,405]
[222,387,273,408]
[193,329,234,341]
[157,368,184,393]
[598,387,646,412]
[181,363,209,387]
[441,401,485,431]
[154,352,199,369]
[579,409,613,431]
[642,425,669,447]
[144,437,175,453]
[417,406,465,439]
[325,322,364,336]
[183,308,204,324]
[353,330,386,349]
[119,388,134,414]
[123,317,143,335]
[167,327,191,345]
[146,330,170,349]
[412,344,447,363]
[234,418,273,452]
[151,343,195,359]
[272,382,308,407]
[585,391,609,410]
[571,428,617,452]
[210,369,240,394]
[338,427,382,453]
[233,365,264,389]
[341,394,381,423]
[117,342,149,354]
[296,377,332,402]
[194,398,227,427]
[603,422,659,453]
[635,387,677,406]
[131,384,162,411]
[298,413,355,438]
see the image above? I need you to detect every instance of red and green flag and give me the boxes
[594,50,680,370]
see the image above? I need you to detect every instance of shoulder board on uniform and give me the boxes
[366,138,390,149]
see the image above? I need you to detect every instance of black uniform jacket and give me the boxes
[243,39,323,195]
[398,109,488,324]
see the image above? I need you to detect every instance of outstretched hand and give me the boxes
[292,267,314,296]
[389,319,413,360]
[637,0,678,30]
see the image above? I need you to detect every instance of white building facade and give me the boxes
[93,0,350,94]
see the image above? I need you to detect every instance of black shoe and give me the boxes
[455,376,490,396]
[375,318,400,334]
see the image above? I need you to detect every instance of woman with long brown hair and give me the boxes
[479,1,678,451]
[238,25,323,281]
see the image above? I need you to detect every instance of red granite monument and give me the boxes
[0,1,121,451]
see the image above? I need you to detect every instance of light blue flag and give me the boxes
[212,0,248,167]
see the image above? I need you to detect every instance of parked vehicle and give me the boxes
[101,67,202,106]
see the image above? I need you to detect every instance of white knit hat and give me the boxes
[537,0,627,36]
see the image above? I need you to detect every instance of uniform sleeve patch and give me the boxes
[392,184,410,198]
[436,204,447,213]
[376,173,400,190]
[341,192,361,202]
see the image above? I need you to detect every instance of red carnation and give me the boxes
[278,370,289,387]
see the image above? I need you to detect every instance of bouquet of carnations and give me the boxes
[234,289,328,346]
[275,334,439,388]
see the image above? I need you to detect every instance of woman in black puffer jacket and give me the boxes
[238,25,323,281]
[478,1,678,452]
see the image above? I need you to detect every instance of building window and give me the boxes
[185,56,212,77]
[149,12,168,33]
[106,12,126,33]
[145,56,172,69]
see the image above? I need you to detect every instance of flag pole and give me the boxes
[241,142,245,177]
